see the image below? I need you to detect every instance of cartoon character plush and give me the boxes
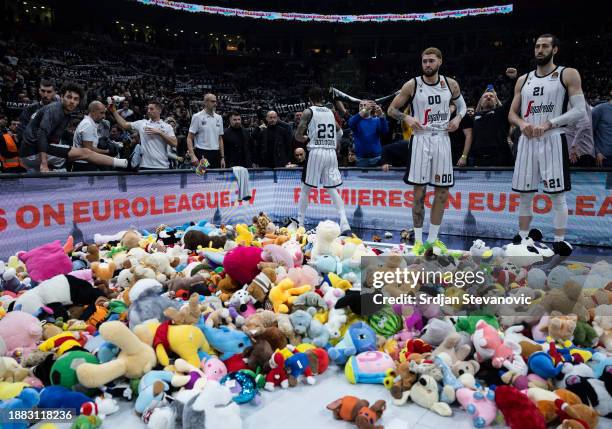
[326,396,386,429]
[472,320,519,368]
[327,322,377,365]
[197,322,252,360]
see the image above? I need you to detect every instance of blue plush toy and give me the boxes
[285,352,316,386]
[186,220,217,235]
[590,352,612,378]
[434,355,464,403]
[220,371,261,405]
[38,385,92,413]
[198,320,252,360]
[327,322,377,365]
[0,387,40,429]
[134,370,176,415]
[528,351,563,378]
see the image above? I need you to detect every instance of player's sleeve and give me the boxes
[188,114,198,134]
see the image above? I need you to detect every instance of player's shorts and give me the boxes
[512,131,570,194]
[302,148,342,188]
[404,132,453,187]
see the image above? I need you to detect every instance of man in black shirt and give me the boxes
[253,111,293,168]
[449,110,474,166]
[20,83,141,173]
[16,79,57,142]
[470,68,518,167]
[223,112,253,168]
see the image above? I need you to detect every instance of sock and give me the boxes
[113,158,128,168]
[297,185,310,227]
[554,234,564,242]
[414,228,423,243]
[328,188,350,231]
[427,224,440,243]
[519,230,528,239]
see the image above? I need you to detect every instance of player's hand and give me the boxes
[456,156,467,167]
[506,67,518,79]
[404,116,423,131]
[569,152,578,164]
[145,127,161,136]
[189,152,198,165]
[220,158,226,168]
[382,164,390,172]
[532,121,550,138]
[596,153,606,168]
[520,121,534,138]
[40,163,50,173]
[447,117,461,133]
[107,102,117,113]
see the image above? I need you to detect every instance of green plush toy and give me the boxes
[573,320,598,347]
[71,415,102,429]
[50,350,99,389]
[367,306,403,336]
[455,314,499,334]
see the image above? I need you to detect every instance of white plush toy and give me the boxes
[310,220,341,260]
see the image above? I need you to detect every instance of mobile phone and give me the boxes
[486,84,494,92]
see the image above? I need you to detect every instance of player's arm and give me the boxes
[508,74,534,138]
[447,78,466,132]
[294,108,312,143]
[387,79,422,130]
[541,68,586,132]
[108,102,133,131]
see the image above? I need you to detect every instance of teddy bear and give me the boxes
[126,279,182,329]
[310,220,341,260]
[277,313,300,345]
[451,359,480,389]
[592,304,612,350]
[432,332,472,364]
[0,356,30,382]
[303,314,330,347]
[76,321,156,388]
[252,212,273,238]
[242,309,278,336]
[292,291,327,313]
[247,266,276,303]
[546,312,578,343]
[163,293,201,325]
[387,361,418,404]
[405,373,453,416]
[541,279,589,321]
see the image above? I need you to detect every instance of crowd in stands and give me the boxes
[1,25,611,173]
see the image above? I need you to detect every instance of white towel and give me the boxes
[232,166,252,201]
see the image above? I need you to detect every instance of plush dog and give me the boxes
[326,396,386,429]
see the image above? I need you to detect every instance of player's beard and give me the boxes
[535,52,553,66]
[423,66,439,77]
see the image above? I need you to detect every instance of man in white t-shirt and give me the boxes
[111,101,177,170]
[187,93,225,168]
[72,101,110,171]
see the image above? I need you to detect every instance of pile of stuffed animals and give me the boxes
[0,214,610,429]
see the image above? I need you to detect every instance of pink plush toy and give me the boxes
[472,320,518,368]
[201,356,227,381]
[285,266,319,288]
[456,386,498,427]
[223,246,262,285]
[68,269,94,284]
[531,314,549,342]
[261,244,295,270]
[282,240,303,267]
[0,310,42,356]
[18,240,72,282]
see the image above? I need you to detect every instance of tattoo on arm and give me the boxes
[388,107,406,122]
[295,109,311,143]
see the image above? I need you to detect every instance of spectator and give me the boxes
[111,100,174,170]
[8,119,19,140]
[566,104,596,167]
[20,83,139,172]
[289,147,307,167]
[348,100,388,167]
[187,93,225,168]
[223,111,253,168]
[117,100,134,121]
[470,68,517,166]
[593,86,612,167]
[381,140,409,171]
[254,110,293,168]
[17,79,57,142]
[71,100,111,171]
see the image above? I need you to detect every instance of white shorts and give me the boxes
[302,148,342,188]
[512,132,570,194]
[404,132,453,187]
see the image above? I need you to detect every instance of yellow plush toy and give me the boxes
[38,332,86,357]
[235,224,254,246]
[269,278,311,313]
[328,273,352,291]
[76,321,157,388]
[133,319,212,368]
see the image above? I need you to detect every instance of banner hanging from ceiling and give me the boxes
[135,1,513,24]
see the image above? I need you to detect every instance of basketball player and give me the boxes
[388,47,467,255]
[294,86,351,236]
[509,34,585,256]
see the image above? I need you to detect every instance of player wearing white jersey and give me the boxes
[388,47,467,255]
[294,86,351,236]
[508,34,586,256]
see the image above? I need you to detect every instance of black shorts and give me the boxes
[46,143,72,159]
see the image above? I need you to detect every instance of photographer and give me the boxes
[348,100,389,167]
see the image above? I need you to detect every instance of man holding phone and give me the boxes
[348,99,389,167]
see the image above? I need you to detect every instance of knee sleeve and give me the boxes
[550,193,569,230]
[519,193,534,217]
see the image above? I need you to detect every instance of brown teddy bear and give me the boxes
[242,310,278,335]
[251,326,287,351]
[546,312,578,342]
[432,332,471,364]
[388,361,417,402]
[247,266,276,303]
[165,273,210,294]
[218,274,241,302]
[163,293,201,325]
[253,212,273,238]
[541,279,589,321]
